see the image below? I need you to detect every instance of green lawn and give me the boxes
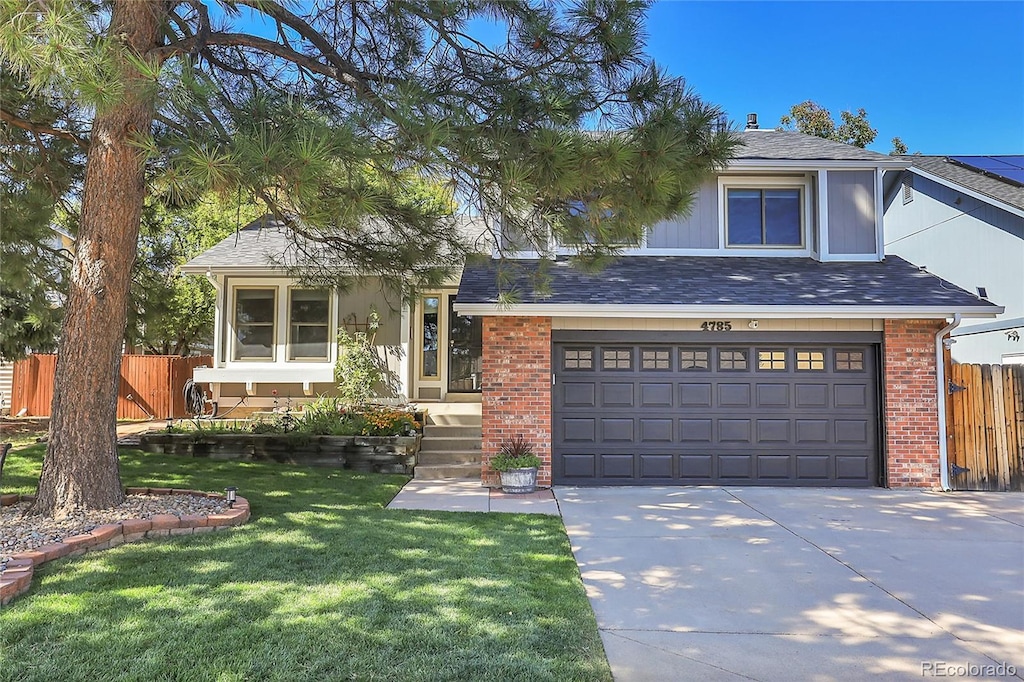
[0,442,611,682]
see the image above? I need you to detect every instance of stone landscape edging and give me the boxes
[0,488,250,607]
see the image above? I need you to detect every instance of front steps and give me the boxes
[414,403,482,480]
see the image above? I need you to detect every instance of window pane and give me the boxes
[602,349,632,370]
[234,325,273,359]
[680,349,709,370]
[764,189,802,245]
[290,326,329,359]
[727,189,762,245]
[235,290,275,324]
[290,290,329,324]
[422,297,439,377]
[564,348,593,370]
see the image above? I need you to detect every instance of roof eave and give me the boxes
[729,158,909,170]
[452,303,1002,319]
[907,167,1024,218]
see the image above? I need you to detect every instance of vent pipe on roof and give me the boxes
[746,113,758,130]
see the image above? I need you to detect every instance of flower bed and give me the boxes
[0,489,250,607]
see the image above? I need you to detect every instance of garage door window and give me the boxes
[835,350,865,371]
[563,348,593,370]
[796,350,826,371]
[602,348,633,370]
[641,348,671,370]
[757,350,787,370]
[680,349,710,370]
[718,349,748,371]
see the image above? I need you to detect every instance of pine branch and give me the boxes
[0,107,87,148]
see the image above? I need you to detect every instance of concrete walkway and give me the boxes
[556,487,1024,682]
[387,480,559,515]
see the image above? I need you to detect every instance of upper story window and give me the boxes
[288,289,330,360]
[233,289,276,360]
[726,187,803,247]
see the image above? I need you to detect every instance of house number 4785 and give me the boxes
[700,321,732,331]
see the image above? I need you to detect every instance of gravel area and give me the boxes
[1,494,228,572]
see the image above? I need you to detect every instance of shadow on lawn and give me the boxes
[1,447,611,682]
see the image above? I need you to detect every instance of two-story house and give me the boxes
[183,128,1000,490]
[882,155,1024,364]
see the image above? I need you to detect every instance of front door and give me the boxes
[413,293,482,400]
[447,296,482,393]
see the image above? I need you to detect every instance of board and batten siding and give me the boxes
[646,180,719,248]
[827,170,877,254]
[884,173,1024,364]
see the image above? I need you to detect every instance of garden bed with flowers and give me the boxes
[138,398,422,474]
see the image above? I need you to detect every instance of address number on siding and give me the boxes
[700,321,732,331]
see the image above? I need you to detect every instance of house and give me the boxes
[183,124,1001,490]
[882,155,1024,364]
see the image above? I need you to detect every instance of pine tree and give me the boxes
[1,0,737,517]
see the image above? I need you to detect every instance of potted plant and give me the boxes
[490,436,542,494]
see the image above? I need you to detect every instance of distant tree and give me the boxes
[890,137,908,156]
[780,100,878,148]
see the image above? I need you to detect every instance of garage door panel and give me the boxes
[601,454,636,478]
[756,420,790,443]
[718,383,751,407]
[757,455,791,479]
[679,419,713,442]
[756,384,790,407]
[553,340,878,486]
[601,419,634,442]
[718,419,752,443]
[639,455,674,479]
[562,383,596,407]
[640,383,673,407]
[719,454,754,479]
[562,418,596,442]
[601,383,634,407]
[640,418,673,442]
[796,455,830,479]
[680,383,713,406]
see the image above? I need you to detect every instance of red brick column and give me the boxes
[883,319,945,488]
[481,316,552,487]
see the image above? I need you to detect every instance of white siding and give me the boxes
[0,361,13,414]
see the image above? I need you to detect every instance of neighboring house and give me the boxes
[883,155,1024,364]
[184,125,1001,490]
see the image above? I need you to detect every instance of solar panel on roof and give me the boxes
[948,155,1024,187]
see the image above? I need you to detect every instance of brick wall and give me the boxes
[883,319,945,488]
[481,316,552,487]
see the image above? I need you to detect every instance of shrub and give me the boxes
[489,436,541,471]
[335,311,383,406]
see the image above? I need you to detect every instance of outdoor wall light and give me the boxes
[225,486,238,508]
[166,417,174,432]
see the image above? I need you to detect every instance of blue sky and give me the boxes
[643,1,1023,155]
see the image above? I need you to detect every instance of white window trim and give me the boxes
[717,175,812,256]
[286,286,333,362]
[231,286,278,362]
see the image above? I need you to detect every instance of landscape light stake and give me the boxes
[225,486,237,508]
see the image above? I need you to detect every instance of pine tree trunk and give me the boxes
[31,1,165,518]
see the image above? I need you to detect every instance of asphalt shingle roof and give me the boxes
[906,156,1024,211]
[734,130,896,162]
[457,255,998,311]
[183,215,491,272]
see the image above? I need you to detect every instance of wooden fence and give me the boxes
[947,362,1024,491]
[11,354,213,420]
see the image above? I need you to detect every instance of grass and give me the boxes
[0,442,611,682]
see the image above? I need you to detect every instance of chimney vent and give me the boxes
[746,113,759,130]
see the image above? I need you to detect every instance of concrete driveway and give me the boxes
[555,487,1024,681]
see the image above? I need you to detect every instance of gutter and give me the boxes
[936,313,961,491]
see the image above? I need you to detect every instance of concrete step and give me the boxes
[423,413,482,427]
[414,463,482,480]
[423,424,481,439]
[419,436,482,452]
[416,450,482,465]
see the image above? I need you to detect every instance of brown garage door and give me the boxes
[553,335,880,486]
